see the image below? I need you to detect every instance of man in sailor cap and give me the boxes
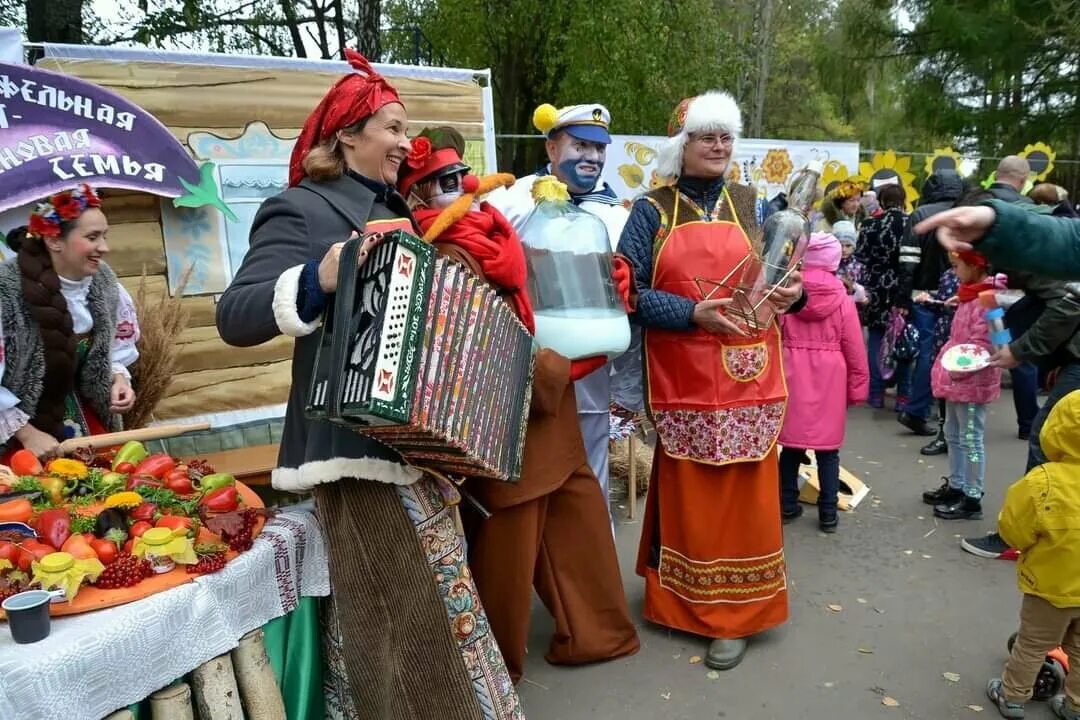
[490,102,633,531]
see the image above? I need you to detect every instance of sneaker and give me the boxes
[898,412,937,436]
[922,478,963,505]
[819,513,838,534]
[935,496,984,520]
[920,435,948,456]
[1050,694,1080,720]
[986,678,1025,719]
[782,505,804,524]
[962,532,1020,560]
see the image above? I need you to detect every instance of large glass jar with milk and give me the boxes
[518,176,631,359]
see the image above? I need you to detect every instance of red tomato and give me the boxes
[0,540,18,563]
[114,462,136,475]
[18,539,56,571]
[89,538,119,565]
[129,521,153,538]
[9,449,42,477]
[122,538,134,555]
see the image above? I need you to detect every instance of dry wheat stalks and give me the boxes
[608,436,654,498]
[126,265,192,429]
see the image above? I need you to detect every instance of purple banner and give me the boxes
[0,61,234,218]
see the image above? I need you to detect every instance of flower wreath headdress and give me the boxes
[27,184,102,239]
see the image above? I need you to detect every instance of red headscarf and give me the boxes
[288,49,402,186]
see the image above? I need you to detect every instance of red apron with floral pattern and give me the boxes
[645,187,787,465]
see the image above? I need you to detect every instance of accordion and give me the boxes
[306,229,535,482]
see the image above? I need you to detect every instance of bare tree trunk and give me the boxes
[331,0,348,57]
[750,0,774,136]
[310,0,331,57]
[26,0,84,44]
[279,0,308,57]
[354,0,381,60]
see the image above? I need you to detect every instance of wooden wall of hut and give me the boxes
[37,58,487,423]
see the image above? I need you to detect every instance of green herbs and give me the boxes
[68,513,97,535]
[134,485,199,517]
[12,476,42,494]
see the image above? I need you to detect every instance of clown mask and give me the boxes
[547,131,606,194]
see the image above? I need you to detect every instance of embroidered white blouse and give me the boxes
[0,275,140,442]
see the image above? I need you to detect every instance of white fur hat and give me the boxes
[656,91,743,179]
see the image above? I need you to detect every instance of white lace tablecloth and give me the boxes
[0,503,330,720]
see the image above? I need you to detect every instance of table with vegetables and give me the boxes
[0,439,330,720]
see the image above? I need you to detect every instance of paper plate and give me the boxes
[941,344,991,373]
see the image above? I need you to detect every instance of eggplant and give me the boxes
[94,508,129,539]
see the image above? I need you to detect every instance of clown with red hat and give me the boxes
[216,51,522,720]
[397,127,641,684]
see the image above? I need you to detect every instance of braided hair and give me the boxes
[18,185,102,440]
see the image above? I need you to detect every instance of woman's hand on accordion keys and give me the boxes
[317,231,385,293]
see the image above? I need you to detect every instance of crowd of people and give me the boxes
[810,155,1080,719]
[2,47,1079,720]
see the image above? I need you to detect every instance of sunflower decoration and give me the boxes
[761,148,794,185]
[1020,142,1056,182]
[618,163,645,189]
[818,160,851,197]
[925,147,963,177]
[857,149,919,211]
[726,163,742,185]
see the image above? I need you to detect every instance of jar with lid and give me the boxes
[139,527,179,574]
[518,176,630,359]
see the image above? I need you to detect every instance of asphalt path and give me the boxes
[518,392,1051,720]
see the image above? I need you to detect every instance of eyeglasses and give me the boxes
[690,133,734,148]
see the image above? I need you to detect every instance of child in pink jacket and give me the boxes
[928,250,1002,521]
[779,232,869,533]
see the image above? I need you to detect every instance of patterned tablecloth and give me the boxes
[0,503,330,720]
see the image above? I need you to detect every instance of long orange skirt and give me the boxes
[635,445,789,639]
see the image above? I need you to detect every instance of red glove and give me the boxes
[612,256,633,312]
[569,356,606,381]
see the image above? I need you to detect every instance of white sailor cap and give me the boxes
[532,103,612,144]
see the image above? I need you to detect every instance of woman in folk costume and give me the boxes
[216,55,522,720]
[618,91,806,671]
[0,186,139,460]
[399,127,640,684]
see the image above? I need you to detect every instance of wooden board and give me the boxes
[1,482,265,620]
[198,444,279,486]
[35,58,485,133]
[153,361,292,420]
[104,222,166,276]
[175,326,293,374]
[118,273,218,329]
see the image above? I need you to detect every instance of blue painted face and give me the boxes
[549,132,606,194]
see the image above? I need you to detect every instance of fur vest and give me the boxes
[0,259,122,446]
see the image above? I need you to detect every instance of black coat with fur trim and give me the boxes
[216,173,423,492]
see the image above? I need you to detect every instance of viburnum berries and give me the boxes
[94,554,152,589]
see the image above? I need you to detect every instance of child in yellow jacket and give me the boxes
[987,389,1080,720]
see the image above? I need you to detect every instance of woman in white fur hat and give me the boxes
[617,91,806,671]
